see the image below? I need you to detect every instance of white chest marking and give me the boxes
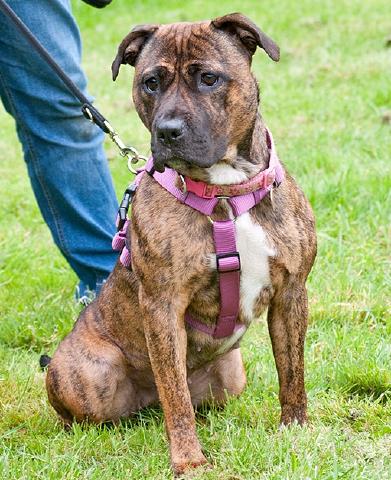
[235,213,275,320]
[207,162,248,184]
[208,162,275,322]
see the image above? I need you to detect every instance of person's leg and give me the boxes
[0,0,118,295]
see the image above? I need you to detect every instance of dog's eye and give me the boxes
[144,77,159,93]
[200,73,218,87]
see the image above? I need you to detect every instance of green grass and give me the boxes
[0,0,390,478]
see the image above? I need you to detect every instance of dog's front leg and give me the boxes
[139,288,208,475]
[267,280,308,426]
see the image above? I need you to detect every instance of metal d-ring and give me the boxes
[122,147,147,174]
[178,174,187,193]
[126,154,147,174]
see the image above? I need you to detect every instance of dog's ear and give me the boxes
[212,13,280,62]
[112,24,159,80]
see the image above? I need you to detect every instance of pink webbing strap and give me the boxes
[212,220,241,338]
[112,219,133,268]
[184,219,240,339]
[112,219,128,251]
[146,161,218,216]
[111,169,146,269]
[266,128,284,186]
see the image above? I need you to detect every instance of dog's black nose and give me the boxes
[156,119,185,144]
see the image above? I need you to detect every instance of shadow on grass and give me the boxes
[63,402,227,435]
[310,304,389,327]
[340,372,390,404]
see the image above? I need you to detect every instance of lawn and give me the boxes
[0,0,390,478]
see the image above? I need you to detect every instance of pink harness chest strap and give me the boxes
[112,127,284,339]
[185,220,241,338]
[112,169,145,268]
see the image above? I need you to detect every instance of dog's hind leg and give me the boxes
[188,348,247,407]
[46,328,148,426]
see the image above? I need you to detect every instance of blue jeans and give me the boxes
[0,0,118,292]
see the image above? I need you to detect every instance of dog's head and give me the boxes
[112,13,279,173]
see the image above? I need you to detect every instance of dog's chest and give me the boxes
[208,164,275,323]
[185,165,277,368]
[187,182,275,368]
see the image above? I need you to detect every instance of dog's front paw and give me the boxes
[280,404,307,426]
[171,450,210,477]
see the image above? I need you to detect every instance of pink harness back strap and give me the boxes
[112,128,284,339]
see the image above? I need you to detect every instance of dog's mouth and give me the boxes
[150,111,230,173]
[150,124,228,174]
[150,148,178,173]
[151,148,218,174]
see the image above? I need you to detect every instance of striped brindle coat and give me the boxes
[46,13,316,476]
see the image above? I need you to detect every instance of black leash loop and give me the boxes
[0,0,110,133]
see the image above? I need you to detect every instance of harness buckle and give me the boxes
[117,183,137,230]
[216,252,241,273]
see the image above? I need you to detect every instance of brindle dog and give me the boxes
[46,13,316,475]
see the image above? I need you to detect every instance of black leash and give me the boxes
[0,0,146,172]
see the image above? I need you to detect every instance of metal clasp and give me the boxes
[103,120,147,174]
[117,183,138,230]
[178,174,187,193]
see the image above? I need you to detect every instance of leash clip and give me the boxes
[102,120,147,174]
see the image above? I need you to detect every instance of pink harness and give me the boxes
[112,128,284,339]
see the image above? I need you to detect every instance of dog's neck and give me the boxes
[181,115,270,185]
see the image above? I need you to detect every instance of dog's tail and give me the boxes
[39,354,52,370]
